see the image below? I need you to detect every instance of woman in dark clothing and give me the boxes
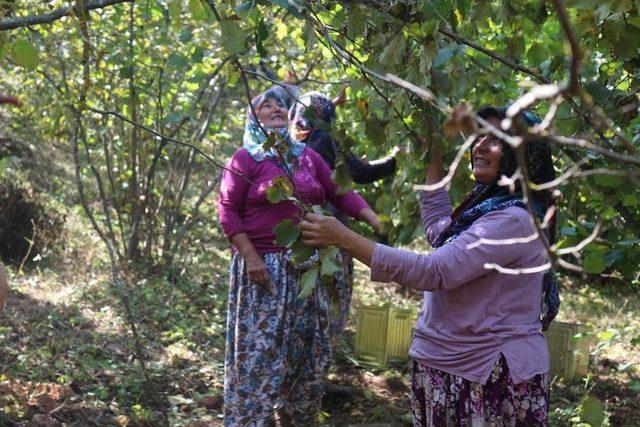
[290,91,397,183]
[289,91,396,347]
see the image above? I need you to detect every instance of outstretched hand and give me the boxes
[301,213,349,247]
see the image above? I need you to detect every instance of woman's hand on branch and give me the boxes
[301,213,348,247]
[302,213,377,267]
[426,144,445,184]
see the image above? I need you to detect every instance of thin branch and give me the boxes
[437,26,551,84]
[549,0,583,93]
[556,221,602,255]
[413,134,476,191]
[0,0,133,31]
[86,107,256,186]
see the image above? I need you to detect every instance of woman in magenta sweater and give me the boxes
[218,87,380,426]
[302,107,558,426]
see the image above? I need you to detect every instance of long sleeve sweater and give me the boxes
[218,147,370,254]
[370,188,550,384]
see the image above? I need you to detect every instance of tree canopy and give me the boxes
[1,0,639,282]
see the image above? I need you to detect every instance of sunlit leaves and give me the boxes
[188,0,207,20]
[526,43,547,65]
[11,39,39,70]
[168,0,182,21]
[297,266,319,298]
[266,176,293,203]
[220,21,246,55]
[320,246,341,276]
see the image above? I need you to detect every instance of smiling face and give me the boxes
[256,96,287,129]
[472,115,504,184]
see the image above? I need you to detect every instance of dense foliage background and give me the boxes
[0,0,639,425]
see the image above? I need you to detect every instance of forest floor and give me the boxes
[1,222,639,426]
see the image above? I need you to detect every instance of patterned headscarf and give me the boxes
[242,86,305,168]
[433,106,559,331]
[289,91,337,143]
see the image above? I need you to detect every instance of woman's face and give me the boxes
[256,96,287,129]
[472,116,503,184]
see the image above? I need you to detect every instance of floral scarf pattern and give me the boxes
[289,91,336,143]
[242,86,305,169]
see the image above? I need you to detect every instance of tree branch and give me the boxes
[0,0,133,31]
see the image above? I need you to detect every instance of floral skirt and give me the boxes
[411,355,550,426]
[223,252,332,426]
[328,249,354,349]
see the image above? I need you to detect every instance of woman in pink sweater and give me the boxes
[218,87,380,426]
[302,107,558,426]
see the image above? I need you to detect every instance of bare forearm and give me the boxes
[230,233,259,259]
[358,207,381,232]
[426,147,445,184]
[339,228,376,267]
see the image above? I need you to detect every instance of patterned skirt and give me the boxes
[411,355,550,426]
[223,252,332,426]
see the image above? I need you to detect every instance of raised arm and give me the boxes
[419,147,452,245]
[370,209,532,291]
[344,152,397,184]
[310,149,381,232]
[302,208,537,292]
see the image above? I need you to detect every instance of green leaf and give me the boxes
[220,20,246,55]
[189,0,207,20]
[179,28,193,43]
[266,176,293,203]
[298,267,319,298]
[168,0,182,21]
[422,0,451,20]
[622,193,639,206]
[433,44,460,68]
[11,39,39,70]
[291,240,315,264]
[236,1,257,16]
[271,0,305,19]
[331,162,354,195]
[167,52,188,69]
[320,246,341,276]
[365,116,388,146]
[0,42,10,62]
[583,251,606,274]
[273,219,301,247]
[526,43,546,65]
[580,395,606,426]
[378,33,406,66]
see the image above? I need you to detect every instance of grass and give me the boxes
[1,220,639,426]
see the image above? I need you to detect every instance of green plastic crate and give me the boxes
[354,304,416,368]
[544,321,592,381]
